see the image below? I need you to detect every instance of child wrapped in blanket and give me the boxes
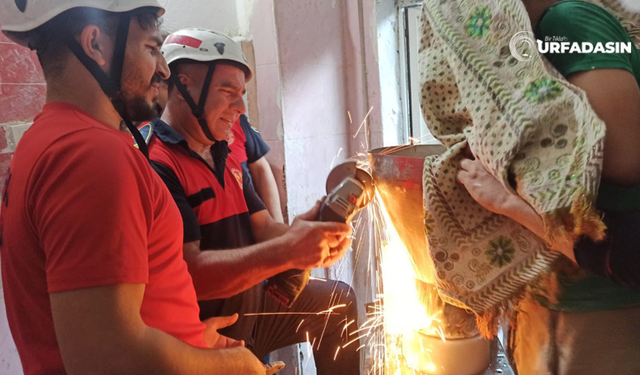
[454,0,640,374]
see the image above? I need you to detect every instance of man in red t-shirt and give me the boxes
[228,115,284,222]
[0,1,264,374]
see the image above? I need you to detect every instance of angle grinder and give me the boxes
[265,161,374,307]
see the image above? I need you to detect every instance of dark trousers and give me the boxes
[218,279,360,375]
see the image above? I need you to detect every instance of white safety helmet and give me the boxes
[0,0,166,159]
[162,28,253,81]
[162,28,253,143]
[0,0,165,46]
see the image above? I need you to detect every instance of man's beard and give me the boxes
[120,72,161,122]
[122,93,157,122]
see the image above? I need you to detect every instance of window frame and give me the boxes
[398,2,439,145]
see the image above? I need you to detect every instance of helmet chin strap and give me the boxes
[171,62,234,186]
[62,12,150,159]
[169,62,217,142]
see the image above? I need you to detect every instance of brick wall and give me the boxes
[0,24,46,190]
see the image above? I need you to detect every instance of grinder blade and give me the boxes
[325,161,374,208]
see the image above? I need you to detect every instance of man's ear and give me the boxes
[173,73,193,102]
[78,25,112,68]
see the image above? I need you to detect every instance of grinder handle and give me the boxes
[265,193,350,308]
[318,200,348,223]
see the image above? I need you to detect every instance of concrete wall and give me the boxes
[250,0,288,220]
[276,0,354,218]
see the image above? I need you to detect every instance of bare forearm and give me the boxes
[457,157,577,262]
[51,285,264,375]
[500,195,576,262]
[253,221,289,243]
[138,328,262,375]
[188,238,292,300]
[249,162,284,223]
[98,326,263,375]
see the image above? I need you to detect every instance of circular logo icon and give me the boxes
[509,31,536,62]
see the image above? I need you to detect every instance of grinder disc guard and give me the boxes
[325,161,374,208]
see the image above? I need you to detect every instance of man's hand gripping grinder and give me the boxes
[265,161,374,307]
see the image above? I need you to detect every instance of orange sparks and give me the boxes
[296,319,305,333]
[343,334,363,349]
[353,106,374,139]
[243,312,338,316]
[309,276,327,282]
[330,148,344,170]
[316,304,346,315]
[342,319,355,336]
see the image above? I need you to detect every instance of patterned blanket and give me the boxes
[419,0,640,334]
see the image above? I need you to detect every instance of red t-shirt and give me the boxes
[228,118,248,164]
[0,103,207,375]
[227,115,270,168]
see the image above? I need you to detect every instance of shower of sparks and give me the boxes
[338,177,447,374]
[291,112,448,374]
[317,283,350,350]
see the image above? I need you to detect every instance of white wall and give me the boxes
[160,0,262,36]
[161,0,244,35]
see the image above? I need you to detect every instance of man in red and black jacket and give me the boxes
[146,28,361,375]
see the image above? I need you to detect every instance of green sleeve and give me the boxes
[536,1,634,77]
